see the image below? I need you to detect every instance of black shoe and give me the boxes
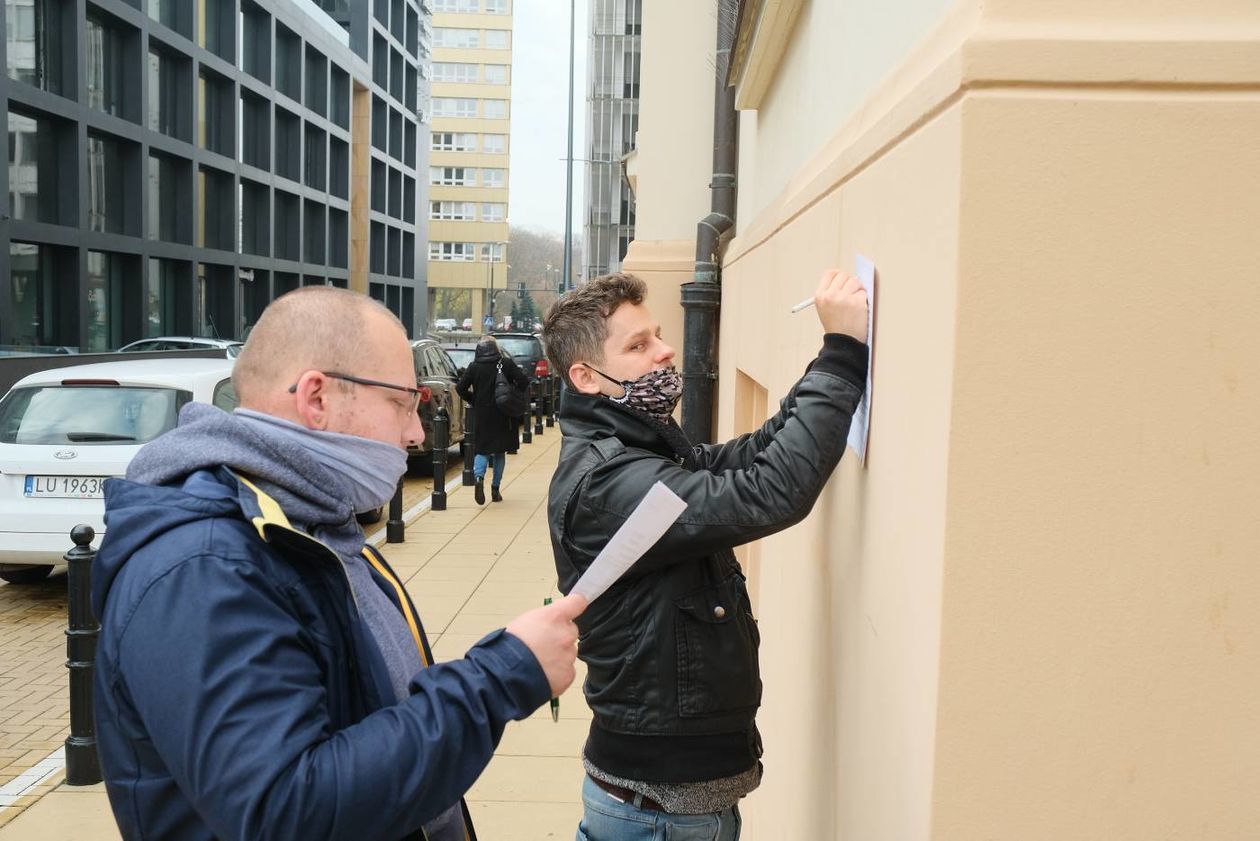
[491,487,503,503]
[474,479,485,505]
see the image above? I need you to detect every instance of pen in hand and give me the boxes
[544,597,560,723]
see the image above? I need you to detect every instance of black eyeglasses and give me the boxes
[288,371,423,414]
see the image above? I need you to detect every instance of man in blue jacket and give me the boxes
[92,286,586,841]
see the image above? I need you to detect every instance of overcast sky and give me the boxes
[508,0,589,237]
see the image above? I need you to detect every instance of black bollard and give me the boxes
[521,385,533,445]
[432,407,449,511]
[461,405,476,486]
[65,524,101,786]
[534,381,545,435]
[386,478,405,543]
[545,377,555,428]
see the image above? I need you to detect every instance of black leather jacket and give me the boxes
[548,334,867,784]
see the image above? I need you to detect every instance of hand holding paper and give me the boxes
[570,481,688,603]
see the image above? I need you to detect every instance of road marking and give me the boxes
[0,748,65,812]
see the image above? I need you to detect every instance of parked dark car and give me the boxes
[441,343,481,376]
[409,338,467,463]
[489,332,553,384]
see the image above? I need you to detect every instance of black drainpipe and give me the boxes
[680,0,739,444]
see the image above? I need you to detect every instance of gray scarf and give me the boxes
[127,402,367,557]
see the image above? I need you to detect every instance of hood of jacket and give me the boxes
[474,343,503,364]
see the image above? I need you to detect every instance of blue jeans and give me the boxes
[576,776,741,841]
[473,452,506,488]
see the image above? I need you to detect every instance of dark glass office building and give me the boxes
[0,0,431,351]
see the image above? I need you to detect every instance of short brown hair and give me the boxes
[542,273,646,387]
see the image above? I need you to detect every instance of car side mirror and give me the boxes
[456,366,465,377]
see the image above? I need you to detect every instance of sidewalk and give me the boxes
[0,432,587,840]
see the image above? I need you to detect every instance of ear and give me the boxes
[568,362,603,396]
[289,371,334,430]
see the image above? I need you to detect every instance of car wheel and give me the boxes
[0,566,54,585]
[356,507,384,526]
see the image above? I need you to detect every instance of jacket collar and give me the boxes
[558,389,695,463]
[231,470,342,561]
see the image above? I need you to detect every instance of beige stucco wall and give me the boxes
[627,0,1260,838]
[932,89,1260,841]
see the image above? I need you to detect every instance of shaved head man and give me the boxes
[92,287,585,841]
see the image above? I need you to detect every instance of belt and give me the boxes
[588,775,666,812]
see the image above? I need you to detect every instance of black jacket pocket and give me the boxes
[674,578,762,718]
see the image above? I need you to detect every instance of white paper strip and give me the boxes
[570,481,688,603]
[846,254,876,465]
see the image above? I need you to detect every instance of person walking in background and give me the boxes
[457,334,530,504]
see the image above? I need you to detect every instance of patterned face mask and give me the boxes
[587,364,684,420]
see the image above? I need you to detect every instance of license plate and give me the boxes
[24,475,107,499]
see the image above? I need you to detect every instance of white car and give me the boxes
[118,336,244,358]
[433,318,458,331]
[0,358,238,584]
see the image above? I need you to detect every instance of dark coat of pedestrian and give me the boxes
[456,339,529,456]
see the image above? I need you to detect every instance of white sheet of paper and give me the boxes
[570,481,688,603]
[847,254,876,465]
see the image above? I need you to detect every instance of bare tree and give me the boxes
[506,225,581,316]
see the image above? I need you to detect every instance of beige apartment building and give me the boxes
[623,0,1260,838]
[425,0,512,329]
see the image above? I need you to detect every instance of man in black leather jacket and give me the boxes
[541,270,869,840]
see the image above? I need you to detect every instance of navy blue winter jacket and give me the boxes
[91,466,550,840]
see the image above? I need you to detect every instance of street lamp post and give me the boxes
[562,0,576,292]
[485,240,508,328]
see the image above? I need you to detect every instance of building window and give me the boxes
[147,258,191,337]
[147,0,192,38]
[481,167,505,188]
[484,64,508,84]
[479,242,504,262]
[7,109,71,226]
[433,0,477,12]
[484,29,509,49]
[432,131,477,152]
[147,152,191,243]
[147,46,188,140]
[432,62,478,83]
[9,241,77,350]
[429,242,475,262]
[432,97,478,118]
[198,68,235,156]
[5,0,64,94]
[480,202,505,222]
[430,166,476,186]
[430,200,475,220]
[85,251,138,352]
[484,0,508,13]
[88,133,136,235]
[483,99,508,119]
[433,27,478,48]
[86,13,134,121]
[481,133,506,154]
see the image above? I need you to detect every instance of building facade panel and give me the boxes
[1,0,431,348]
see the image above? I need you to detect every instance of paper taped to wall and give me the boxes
[570,481,688,603]
[847,254,876,464]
